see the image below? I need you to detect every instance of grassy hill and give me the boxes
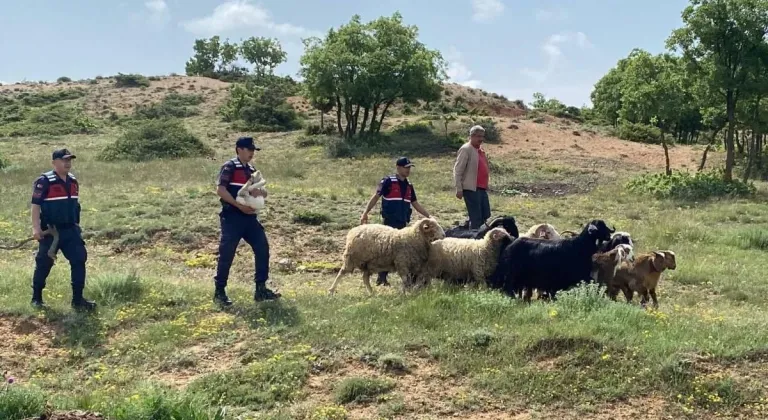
[2,75,768,419]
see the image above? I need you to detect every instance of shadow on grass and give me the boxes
[43,309,107,350]
[227,299,302,330]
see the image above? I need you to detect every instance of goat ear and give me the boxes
[652,253,665,271]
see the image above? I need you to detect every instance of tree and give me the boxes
[300,13,446,139]
[308,96,334,129]
[185,36,245,78]
[667,0,768,181]
[590,58,630,126]
[240,37,288,78]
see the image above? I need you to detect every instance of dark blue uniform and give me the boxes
[30,170,89,306]
[213,157,270,292]
[375,174,417,285]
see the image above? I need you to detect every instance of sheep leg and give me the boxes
[523,287,533,303]
[638,289,650,308]
[328,266,350,295]
[649,288,659,309]
[621,285,633,303]
[362,271,375,296]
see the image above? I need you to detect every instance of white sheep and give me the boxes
[327,217,446,295]
[520,223,563,240]
[418,227,512,288]
[236,170,267,213]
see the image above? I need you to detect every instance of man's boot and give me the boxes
[254,282,281,301]
[71,291,97,311]
[31,289,44,308]
[376,272,390,286]
[214,286,233,306]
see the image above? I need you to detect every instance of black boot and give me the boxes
[376,272,390,286]
[71,297,97,311]
[214,286,233,306]
[254,282,281,301]
[31,289,44,308]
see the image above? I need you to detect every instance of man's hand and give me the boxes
[456,190,464,199]
[33,227,44,241]
[237,203,256,214]
[360,213,369,225]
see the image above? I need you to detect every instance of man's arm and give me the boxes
[30,178,47,240]
[453,146,469,198]
[216,163,255,214]
[360,193,380,224]
[412,201,430,219]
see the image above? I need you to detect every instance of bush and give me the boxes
[613,121,662,144]
[626,170,757,200]
[134,93,204,119]
[304,124,336,136]
[293,210,332,225]
[220,81,302,132]
[334,377,395,404]
[0,151,8,169]
[57,76,72,83]
[464,118,502,143]
[296,135,336,148]
[0,103,97,137]
[100,119,214,162]
[0,386,47,419]
[18,88,87,107]
[114,73,151,88]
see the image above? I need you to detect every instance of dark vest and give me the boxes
[381,175,413,224]
[40,171,80,228]
[221,158,255,214]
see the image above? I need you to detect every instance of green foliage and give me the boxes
[465,118,501,143]
[57,76,72,83]
[0,386,46,419]
[87,273,146,305]
[626,170,757,200]
[304,124,336,136]
[134,93,204,119]
[0,151,7,169]
[185,35,287,82]
[100,118,214,162]
[323,123,462,158]
[334,377,395,404]
[106,385,227,420]
[0,103,97,137]
[300,12,445,139]
[114,73,151,88]
[293,210,332,225]
[187,351,310,409]
[17,87,87,106]
[220,80,302,132]
[612,121,663,144]
[240,37,288,76]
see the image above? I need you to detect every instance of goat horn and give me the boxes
[609,225,616,233]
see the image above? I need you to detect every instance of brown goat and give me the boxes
[591,244,634,291]
[612,250,677,308]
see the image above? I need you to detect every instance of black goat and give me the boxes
[444,215,520,240]
[597,231,634,252]
[489,219,615,302]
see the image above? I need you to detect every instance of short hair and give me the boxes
[469,125,486,136]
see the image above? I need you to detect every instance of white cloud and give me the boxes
[445,47,482,88]
[520,32,593,83]
[472,0,504,23]
[145,0,169,26]
[535,6,568,22]
[181,0,316,36]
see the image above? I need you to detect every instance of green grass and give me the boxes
[2,83,768,419]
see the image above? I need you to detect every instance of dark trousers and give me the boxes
[214,211,270,288]
[32,225,88,299]
[377,218,407,284]
[463,188,491,229]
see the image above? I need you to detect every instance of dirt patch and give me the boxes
[0,315,64,374]
[24,411,104,420]
[496,181,596,198]
[487,120,722,174]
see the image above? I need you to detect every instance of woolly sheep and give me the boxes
[327,217,446,295]
[236,170,267,213]
[417,227,513,289]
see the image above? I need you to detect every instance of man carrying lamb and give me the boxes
[212,136,280,306]
[453,125,491,230]
[360,157,432,286]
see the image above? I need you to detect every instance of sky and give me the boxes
[0,0,692,107]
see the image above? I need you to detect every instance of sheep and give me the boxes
[612,250,677,308]
[0,226,59,261]
[591,244,634,291]
[417,227,513,289]
[444,215,520,239]
[327,217,446,295]
[520,223,562,240]
[235,170,267,213]
[489,219,615,302]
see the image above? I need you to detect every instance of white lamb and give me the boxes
[327,217,446,296]
[236,170,267,213]
[417,227,512,288]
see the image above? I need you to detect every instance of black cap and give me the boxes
[396,157,414,167]
[235,136,260,151]
[52,148,76,160]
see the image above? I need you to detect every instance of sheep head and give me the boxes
[417,218,445,242]
[487,227,512,243]
[250,170,263,182]
[533,224,560,240]
[617,244,635,263]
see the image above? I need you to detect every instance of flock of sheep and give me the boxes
[327,215,677,308]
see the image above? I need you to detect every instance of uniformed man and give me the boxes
[30,148,96,311]
[360,157,431,286]
[212,136,280,305]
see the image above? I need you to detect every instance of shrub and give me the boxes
[100,118,214,162]
[0,103,97,137]
[0,386,47,419]
[18,88,87,107]
[293,210,332,225]
[464,118,502,143]
[106,385,226,420]
[334,377,395,404]
[114,73,151,88]
[57,76,72,83]
[0,151,9,169]
[304,124,336,136]
[296,135,336,148]
[134,93,204,119]
[626,170,757,200]
[613,121,662,144]
[220,81,302,132]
